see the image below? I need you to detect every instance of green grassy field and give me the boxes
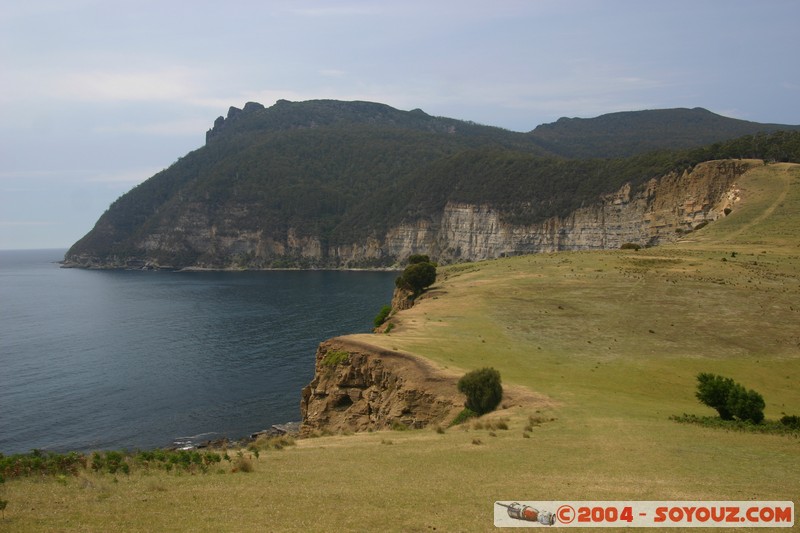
[3,162,799,532]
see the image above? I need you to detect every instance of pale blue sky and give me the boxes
[1,0,799,250]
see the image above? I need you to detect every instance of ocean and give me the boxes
[0,249,396,455]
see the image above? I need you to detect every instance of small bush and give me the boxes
[457,367,503,415]
[450,408,478,426]
[396,261,437,296]
[265,435,295,450]
[780,415,800,430]
[233,455,254,473]
[321,350,349,366]
[620,242,641,251]
[373,305,392,328]
[528,415,547,426]
[391,420,409,431]
[727,385,765,424]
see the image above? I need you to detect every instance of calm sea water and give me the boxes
[0,249,396,455]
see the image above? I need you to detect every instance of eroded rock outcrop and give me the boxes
[300,338,465,436]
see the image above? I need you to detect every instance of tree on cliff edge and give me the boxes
[396,258,436,297]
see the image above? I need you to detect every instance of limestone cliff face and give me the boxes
[380,160,745,263]
[300,338,464,435]
[65,160,748,269]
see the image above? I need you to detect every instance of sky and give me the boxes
[1,0,799,250]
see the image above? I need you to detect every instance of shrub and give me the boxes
[780,415,800,430]
[254,434,296,451]
[727,385,765,424]
[450,408,478,426]
[695,373,765,423]
[670,414,800,437]
[407,254,431,264]
[695,373,735,420]
[321,349,349,366]
[390,420,409,431]
[396,261,437,296]
[373,305,392,328]
[620,242,641,250]
[233,454,254,473]
[457,367,503,415]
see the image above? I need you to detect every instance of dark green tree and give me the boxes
[695,373,765,423]
[396,260,437,296]
[695,373,736,420]
[457,367,503,415]
[727,385,765,424]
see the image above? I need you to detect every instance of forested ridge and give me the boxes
[65,100,800,267]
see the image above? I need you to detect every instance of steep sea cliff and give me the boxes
[64,160,748,270]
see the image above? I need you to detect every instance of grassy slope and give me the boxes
[5,162,799,532]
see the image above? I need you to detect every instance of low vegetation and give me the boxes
[0,447,267,480]
[457,367,503,415]
[669,414,800,437]
[373,305,392,328]
[449,408,478,426]
[321,349,349,367]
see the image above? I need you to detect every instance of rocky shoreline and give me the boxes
[170,422,302,451]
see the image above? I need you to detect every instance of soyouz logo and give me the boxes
[494,501,794,528]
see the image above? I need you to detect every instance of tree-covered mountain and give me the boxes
[64,100,800,269]
[529,107,800,158]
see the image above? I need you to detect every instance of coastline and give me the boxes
[59,261,402,273]
[171,422,302,451]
